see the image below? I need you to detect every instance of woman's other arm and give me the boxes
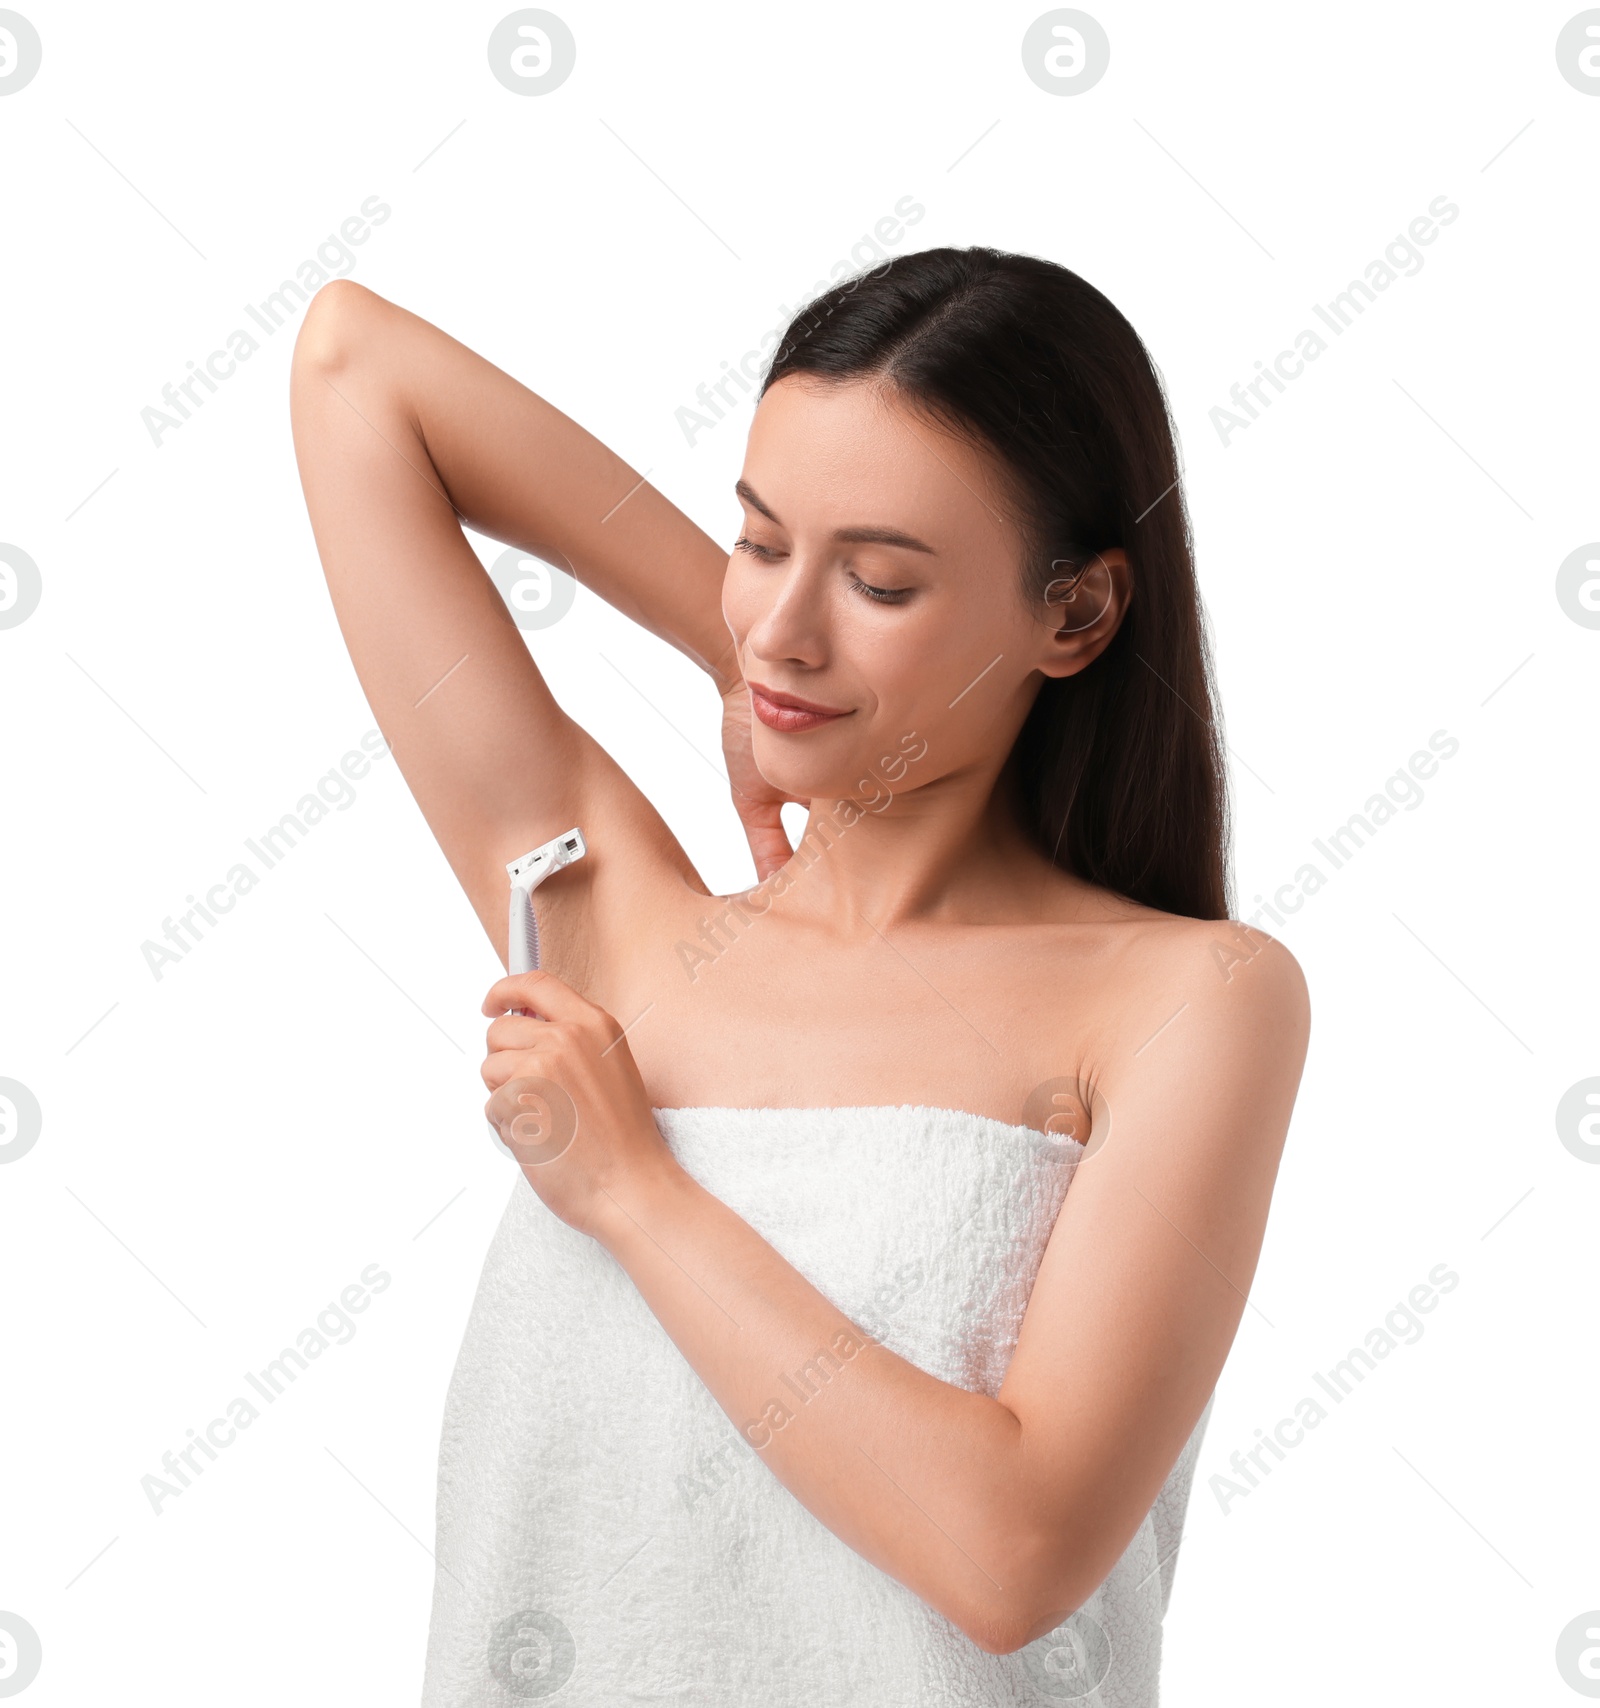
[484,927,1309,1653]
[289,281,750,972]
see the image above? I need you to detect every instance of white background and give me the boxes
[2,2,1597,1702]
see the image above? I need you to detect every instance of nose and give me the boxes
[743,550,831,671]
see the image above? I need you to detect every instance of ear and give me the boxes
[1033,548,1131,680]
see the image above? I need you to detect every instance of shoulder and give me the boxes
[1142,913,1310,1030]
[1082,905,1311,1107]
[1019,871,1311,1054]
[1022,907,1313,1194]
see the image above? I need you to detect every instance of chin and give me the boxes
[751,752,837,802]
[754,723,929,810]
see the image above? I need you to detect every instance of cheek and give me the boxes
[721,560,760,648]
[849,613,946,717]
[860,611,1006,755]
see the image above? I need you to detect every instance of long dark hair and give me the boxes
[762,245,1231,921]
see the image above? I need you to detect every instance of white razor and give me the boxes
[506,827,587,976]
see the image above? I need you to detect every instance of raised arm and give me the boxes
[288,280,750,980]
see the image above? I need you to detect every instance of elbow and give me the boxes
[951,1530,1088,1657]
[291,277,384,381]
[961,1613,1036,1658]
[959,1597,1082,1659]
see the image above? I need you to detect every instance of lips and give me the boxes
[748,680,852,733]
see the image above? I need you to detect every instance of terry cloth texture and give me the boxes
[421,1103,1213,1706]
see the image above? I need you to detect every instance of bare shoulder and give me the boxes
[1055,895,1311,1117]
[1133,912,1310,1030]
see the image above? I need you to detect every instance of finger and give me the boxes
[485,1077,574,1152]
[737,799,795,882]
[485,1012,550,1054]
[483,967,586,1022]
[484,1081,522,1129]
[749,826,794,883]
[481,1048,544,1092]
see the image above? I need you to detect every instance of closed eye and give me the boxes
[849,573,913,605]
[736,537,913,604]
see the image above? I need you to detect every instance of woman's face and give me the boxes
[722,373,1121,806]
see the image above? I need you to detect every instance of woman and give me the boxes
[289,247,1309,1706]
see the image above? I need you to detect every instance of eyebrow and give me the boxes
[735,480,937,555]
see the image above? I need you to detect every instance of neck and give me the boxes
[757,747,1055,936]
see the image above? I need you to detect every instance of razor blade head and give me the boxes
[506,827,587,885]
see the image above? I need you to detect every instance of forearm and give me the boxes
[296,280,740,691]
[594,1160,1071,1653]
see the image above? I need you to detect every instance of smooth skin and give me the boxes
[289,279,1310,1657]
